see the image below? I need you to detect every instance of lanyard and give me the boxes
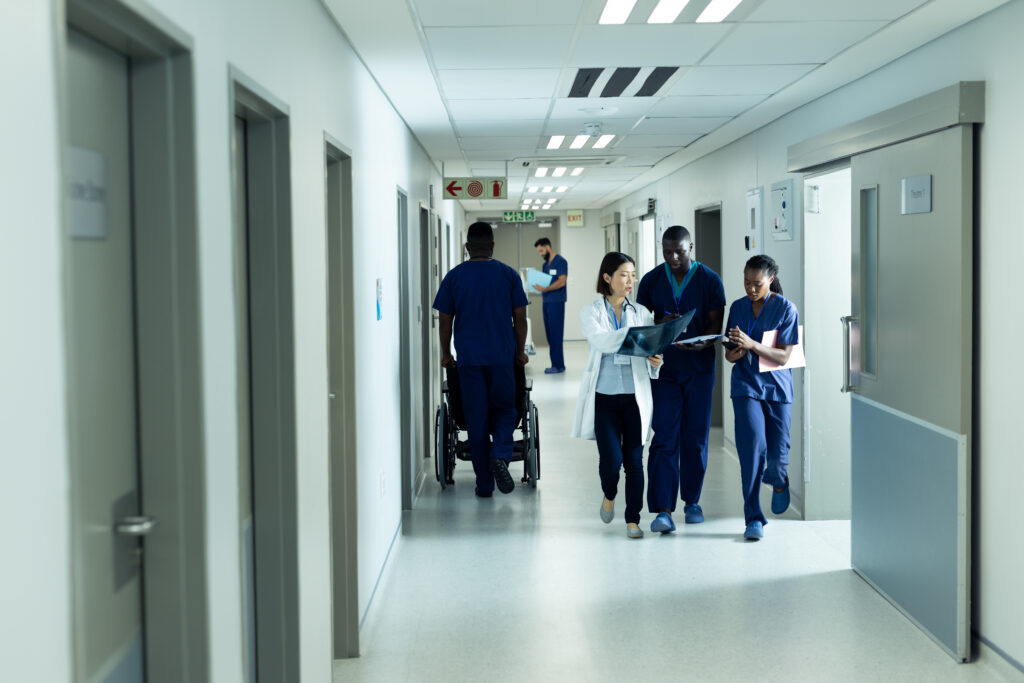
[665,261,700,310]
[746,293,773,336]
[604,298,625,330]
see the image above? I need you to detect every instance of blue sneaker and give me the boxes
[744,521,764,541]
[543,367,565,374]
[683,503,704,524]
[771,475,791,515]
[650,512,676,534]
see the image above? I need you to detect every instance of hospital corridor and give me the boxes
[3,0,1024,682]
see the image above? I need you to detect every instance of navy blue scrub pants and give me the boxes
[646,371,715,512]
[732,397,791,525]
[594,392,644,524]
[460,364,517,494]
[542,302,565,370]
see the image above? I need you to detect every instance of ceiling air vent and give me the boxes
[515,156,623,168]
[567,67,680,98]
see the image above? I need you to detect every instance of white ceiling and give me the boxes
[321,0,1009,211]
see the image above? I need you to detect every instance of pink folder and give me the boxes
[759,326,805,372]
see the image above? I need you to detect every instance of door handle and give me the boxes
[840,315,857,393]
[115,515,159,537]
[329,393,337,399]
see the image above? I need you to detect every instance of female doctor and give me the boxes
[571,252,663,539]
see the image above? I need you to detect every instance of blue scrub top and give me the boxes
[432,259,529,367]
[541,254,568,304]
[725,293,800,403]
[636,262,725,378]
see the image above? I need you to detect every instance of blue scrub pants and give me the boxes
[594,392,644,524]
[646,371,715,512]
[460,364,517,493]
[542,302,565,370]
[732,397,791,525]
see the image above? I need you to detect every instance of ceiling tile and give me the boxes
[460,136,540,151]
[549,96,658,120]
[414,0,585,26]
[702,21,887,65]
[747,0,929,22]
[543,118,641,136]
[645,95,766,117]
[615,133,701,148]
[448,98,551,119]
[668,64,818,96]
[425,27,572,68]
[632,116,730,134]
[569,24,732,67]
[456,119,547,137]
[439,69,562,99]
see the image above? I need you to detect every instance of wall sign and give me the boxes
[443,177,507,199]
[900,174,932,215]
[566,210,584,227]
[67,146,109,240]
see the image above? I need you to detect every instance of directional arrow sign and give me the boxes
[443,177,507,199]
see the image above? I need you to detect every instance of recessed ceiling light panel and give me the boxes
[696,0,742,23]
[599,0,638,25]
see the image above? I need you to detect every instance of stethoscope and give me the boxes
[604,297,637,330]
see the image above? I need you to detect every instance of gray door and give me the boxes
[492,220,558,347]
[848,124,973,660]
[67,29,145,683]
[694,207,723,428]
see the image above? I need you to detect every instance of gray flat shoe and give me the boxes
[626,524,644,539]
[600,498,614,524]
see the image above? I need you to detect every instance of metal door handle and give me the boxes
[115,515,159,536]
[841,315,857,393]
[329,393,337,399]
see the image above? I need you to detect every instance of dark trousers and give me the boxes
[542,301,565,369]
[733,397,791,524]
[594,392,644,524]
[646,371,715,512]
[460,364,516,493]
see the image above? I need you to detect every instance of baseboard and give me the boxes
[358,519,402,631]
[975,635,1024,680]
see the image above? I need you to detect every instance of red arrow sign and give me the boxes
[445,180,462,197]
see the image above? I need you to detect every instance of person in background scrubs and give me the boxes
[434,222,529,497]
[532,237,568,374]
[724,254,799,541]
[636,225,725,534]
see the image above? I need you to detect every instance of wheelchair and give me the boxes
[434,364,540,489]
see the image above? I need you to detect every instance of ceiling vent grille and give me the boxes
[567,67,680,98]
[514,156,623,168]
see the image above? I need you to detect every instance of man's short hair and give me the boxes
[467,221,494,243]
[662,225,691,244]
[534,237,552,248]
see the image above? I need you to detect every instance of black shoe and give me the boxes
[474,487,493,498]
[491,458,515,494]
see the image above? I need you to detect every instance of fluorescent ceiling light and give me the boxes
[535,167,549,177]
[528,186,539,193]
[552,167,567,177]
[570,135,589,149]
[521,204,530,210]
[648,0,690,23]
[599,0,638,24]
[696,0,742,23]
[543,186,554,193]
[556,186,568,193]
[593,134,615,149]
[547,135,565,149]
[547,198,558,203]
[571,168,584,176]
[543,204,552,210]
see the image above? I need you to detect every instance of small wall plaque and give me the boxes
[68,146,109,240]
[900,174,932,215]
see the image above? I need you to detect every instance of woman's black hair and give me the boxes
[744,254,783,295]
[596,251,635,295]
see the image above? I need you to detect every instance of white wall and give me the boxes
[559,209,609,341]
[603,0,1024,666]
[0,0,459,681]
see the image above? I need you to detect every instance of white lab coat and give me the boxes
[571,297,662,441]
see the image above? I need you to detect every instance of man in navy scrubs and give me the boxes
[434,222,529,496]
[532,237,568,374]
[636,225,726,533]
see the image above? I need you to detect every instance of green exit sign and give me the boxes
[503,210,535,222]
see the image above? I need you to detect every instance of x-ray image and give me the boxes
[616,309,695,357]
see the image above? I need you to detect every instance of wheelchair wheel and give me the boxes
[434,404,448,490]
[527,403,540,487]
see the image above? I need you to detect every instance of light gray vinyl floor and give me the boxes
[335,342,1012,683]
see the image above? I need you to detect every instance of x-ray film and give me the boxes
[616,309,695,357]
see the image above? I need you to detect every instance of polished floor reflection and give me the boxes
[335,342,1003,682]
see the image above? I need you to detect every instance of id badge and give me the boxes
[549,269,557,276]
[614,354,630,366]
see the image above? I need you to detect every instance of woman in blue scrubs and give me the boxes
[724,255,799,541]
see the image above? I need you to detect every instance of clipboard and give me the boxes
[615,309,695,357]
[759,326,805,372]
[526,268,554,291]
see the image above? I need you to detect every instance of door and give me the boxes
[492,219,558,347]
[803,168,852,519]
[694,207,724,428]
[848,125,973,660]
[67,29,146,683]
[397,192,415,508]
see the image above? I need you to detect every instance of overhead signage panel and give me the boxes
[443,177,507,199]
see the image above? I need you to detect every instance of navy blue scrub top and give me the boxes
[432,259,529,367]
[725,293,800,403]
[541,254,568,304]
[636,262,725,379]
